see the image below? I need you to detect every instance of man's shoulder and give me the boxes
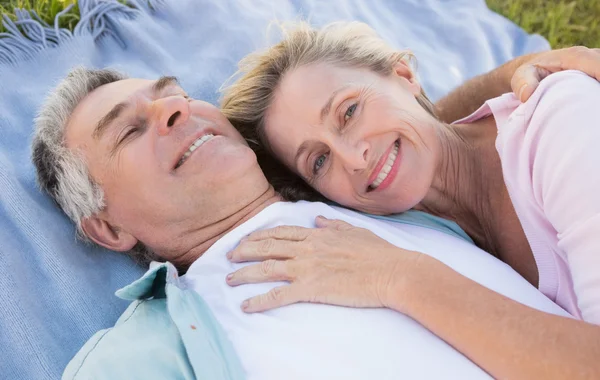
[63,298,195,380]
[63,262,193,380]
[63,262,246,380]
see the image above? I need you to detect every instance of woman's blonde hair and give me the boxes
[220,21,436,201]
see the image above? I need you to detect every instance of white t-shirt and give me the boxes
[184,201,569,380]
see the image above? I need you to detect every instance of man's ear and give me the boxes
[82,216,138,252]
[392,59,422,96]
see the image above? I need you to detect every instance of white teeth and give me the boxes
[175,134,214,169]
[370,141,399,189]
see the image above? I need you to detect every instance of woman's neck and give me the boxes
[415,116,504,255]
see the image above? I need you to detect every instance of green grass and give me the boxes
[0,0,599,48]
[0,0,79,33]
[486,0,600,48]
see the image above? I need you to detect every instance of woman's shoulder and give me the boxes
[526,70,600,149]
[528,70,600,118]
[537,69,598,89]
[495,70,600,161]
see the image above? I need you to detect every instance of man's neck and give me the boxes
[173,186,283,270]
[415,117,504,254]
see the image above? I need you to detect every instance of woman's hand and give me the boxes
[511,46,600,102]
[226,216,421,313]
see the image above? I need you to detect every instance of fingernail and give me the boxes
[517,84,528,101]
[226,273,233,282]
[241,300,249,311]
[226,251,232,260]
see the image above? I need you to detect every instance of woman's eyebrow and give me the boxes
[295,139,322,171]
[320,84,351,123]
[295,140,311,164]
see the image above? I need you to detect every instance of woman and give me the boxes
[220,22,600,378]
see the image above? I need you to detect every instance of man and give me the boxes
[31,51,596,379]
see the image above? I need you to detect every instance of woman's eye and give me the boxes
[313,153,328,174]
[344,103,357,122]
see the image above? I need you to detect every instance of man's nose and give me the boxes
[333,139,369,174]
[153,96,190,136]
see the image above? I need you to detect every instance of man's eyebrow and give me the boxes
[93,102,129,140]
[320,85,350,123]
[152,76,179,93]
[92,76,180,140]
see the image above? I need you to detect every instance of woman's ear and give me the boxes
[392,59,422,96]
[82,216,138,252]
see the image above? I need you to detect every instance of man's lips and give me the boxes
[172,129,217,170]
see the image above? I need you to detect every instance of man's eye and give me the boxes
[119,127,139,144]
[313,153,328,174]
[344,103,357,122]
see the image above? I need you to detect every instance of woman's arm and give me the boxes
[226,217,600,379]
[395,253,600,379]
[434,47,600,123]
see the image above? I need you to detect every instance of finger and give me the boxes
[511,64,545,102]
[245,225,310,242]
[531,47,600,84]
[558,46,600,82]
[227,238,297,262]
[241,285,299,313]
[315,216,353,231]
[226,259,293,286]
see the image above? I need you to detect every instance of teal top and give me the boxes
[367,210,474,244]
[62,207,472,379]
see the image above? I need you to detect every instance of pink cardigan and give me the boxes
[455,71,600,324]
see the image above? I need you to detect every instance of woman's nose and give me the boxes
[334,140,369,174]
[154,96,190,136]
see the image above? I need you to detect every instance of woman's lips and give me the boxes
[367,139,401,192]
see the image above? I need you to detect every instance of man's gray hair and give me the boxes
[32,67,158,265]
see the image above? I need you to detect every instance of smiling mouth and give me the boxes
[368,140,400,191]
[175,134,214,169]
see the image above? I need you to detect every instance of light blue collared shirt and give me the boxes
[63,262,245,380]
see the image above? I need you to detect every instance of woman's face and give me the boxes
[263,61,443,214]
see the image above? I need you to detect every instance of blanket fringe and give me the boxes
[0,0,161,66]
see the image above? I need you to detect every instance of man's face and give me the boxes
[65,76,270,263]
